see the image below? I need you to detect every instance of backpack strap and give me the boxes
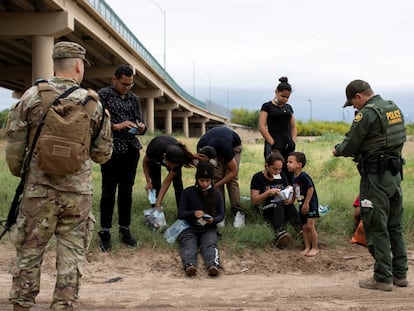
[37,81,56,113]
[83,89,106,140]
[83,89,98,117]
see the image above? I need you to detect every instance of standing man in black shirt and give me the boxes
[98,65,146,251]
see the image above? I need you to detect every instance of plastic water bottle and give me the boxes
[148,189,156,204]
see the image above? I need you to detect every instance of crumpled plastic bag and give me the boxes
[143,207,167,230]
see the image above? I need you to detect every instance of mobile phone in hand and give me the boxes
[128,127,138,135]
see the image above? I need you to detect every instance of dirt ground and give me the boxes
[0,241,413,311]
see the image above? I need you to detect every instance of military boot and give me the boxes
[13,304,30,311]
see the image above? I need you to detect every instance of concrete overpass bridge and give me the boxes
[0,0,229,137]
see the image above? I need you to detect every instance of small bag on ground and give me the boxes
[143,207,167,230]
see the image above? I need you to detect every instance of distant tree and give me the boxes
[231,108,259,128]
[0,109,9,129]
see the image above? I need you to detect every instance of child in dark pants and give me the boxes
[177,162,225,277]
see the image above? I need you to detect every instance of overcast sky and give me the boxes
[1,0,413,122]
[104,0,414,122]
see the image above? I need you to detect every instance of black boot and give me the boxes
[119,228,137,248]
[98,230,112,252]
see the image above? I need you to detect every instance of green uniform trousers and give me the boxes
[360,170,408,283]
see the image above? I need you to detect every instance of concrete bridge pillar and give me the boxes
[182,116,189,138]
[145,97,155,133]
[201,120,206,135]
[32,35,54,83]
[165,109,172,134]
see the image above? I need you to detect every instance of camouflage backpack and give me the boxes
[34,81,98,176]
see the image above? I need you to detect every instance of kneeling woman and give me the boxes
[177,162,225,277]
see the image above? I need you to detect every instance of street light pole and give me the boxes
[308,99,313,122]
[202,70,211,103]
[150,1,166,69]
[183,54,195,96]
[220,82,230,117]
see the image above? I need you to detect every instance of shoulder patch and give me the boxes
[354,112,363,122]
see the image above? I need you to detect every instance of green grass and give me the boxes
[1,133,413,254]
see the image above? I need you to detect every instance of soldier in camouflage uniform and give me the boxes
[333,80,408,291]
[5,42,113,311]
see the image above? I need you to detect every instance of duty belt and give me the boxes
[363,158,402,176]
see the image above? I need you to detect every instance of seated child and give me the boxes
[177,162,225,277]
[250,151,300,248]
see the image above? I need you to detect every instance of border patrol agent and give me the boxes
[333,80,408,291]
[5,42,112,310]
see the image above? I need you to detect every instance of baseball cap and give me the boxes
[52,41,90,66]
[343,80,371,107]
[198,146,217,160]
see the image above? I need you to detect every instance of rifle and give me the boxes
[0,180,24,240]
[0,84,79,241]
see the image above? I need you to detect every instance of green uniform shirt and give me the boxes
[335,95,404,164]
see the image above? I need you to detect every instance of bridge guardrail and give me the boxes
[87,0,213,111]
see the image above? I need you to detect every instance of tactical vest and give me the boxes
[359,100,406,153]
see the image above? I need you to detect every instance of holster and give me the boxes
[359,157,404,179]
[357,158,366,176]
[388,157,404,180]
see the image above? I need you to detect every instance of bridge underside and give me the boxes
[0,0,227,137]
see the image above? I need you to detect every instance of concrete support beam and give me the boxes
[173,111,193,118]
[164,109,172,134]
[32,36,54,83]
[201,121,206,135]
[156,110,193,118]
[0,66,30,81]
[155,103,178,110]
[12,91,23,99]
[84,66,118,79]
[182,116,189,138]
[145,97,155,133]
[0,12,74,37]
[136,89,163,99]
[189,117,209,124]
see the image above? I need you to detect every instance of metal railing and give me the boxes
[87,0,231,117]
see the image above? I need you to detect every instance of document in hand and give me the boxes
[271,186,293,203]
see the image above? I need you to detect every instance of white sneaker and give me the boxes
[217,217,225,227]
[233,211,245,228]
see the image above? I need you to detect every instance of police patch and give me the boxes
[354,112,363,122]
[360,199,373,208]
